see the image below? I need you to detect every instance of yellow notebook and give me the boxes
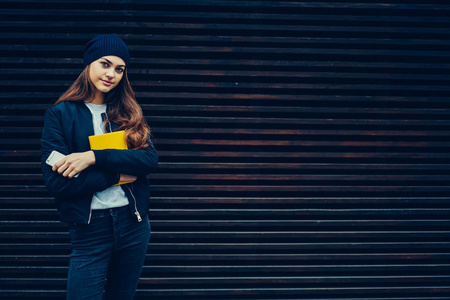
[89,130,127,151]
[88,130,132,185]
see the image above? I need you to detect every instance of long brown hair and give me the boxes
[55,66,151,149]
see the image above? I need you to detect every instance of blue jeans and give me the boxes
[67,205,151,300]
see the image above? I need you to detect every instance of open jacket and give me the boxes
[40,101,158,224]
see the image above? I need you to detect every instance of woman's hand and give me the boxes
[119,174,138,183]
[53,151,96,179]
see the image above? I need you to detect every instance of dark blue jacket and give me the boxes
[40,101,158,224]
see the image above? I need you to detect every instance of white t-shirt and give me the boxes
[84,101,129,210]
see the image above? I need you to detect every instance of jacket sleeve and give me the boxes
[41,107,119,197]
[92,140,158,176]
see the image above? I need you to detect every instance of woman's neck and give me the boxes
[89,90,105,105]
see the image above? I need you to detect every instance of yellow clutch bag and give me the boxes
[88,130,132,185]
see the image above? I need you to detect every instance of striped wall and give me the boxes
[1,1,450,299]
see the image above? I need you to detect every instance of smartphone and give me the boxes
[46,150,79,178]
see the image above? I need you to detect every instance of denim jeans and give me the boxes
[66,205,151,300]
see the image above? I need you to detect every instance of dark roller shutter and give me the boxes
[1,1,450,299]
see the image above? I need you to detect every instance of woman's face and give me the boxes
[88,55,126,94]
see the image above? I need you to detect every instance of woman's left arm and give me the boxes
[92,140,158,176]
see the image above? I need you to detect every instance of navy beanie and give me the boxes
[83,34,130,67]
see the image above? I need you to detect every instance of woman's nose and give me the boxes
[106,69,114,77]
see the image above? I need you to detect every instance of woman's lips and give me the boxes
[102,80,113,86]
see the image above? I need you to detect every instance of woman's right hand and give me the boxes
[119,174,137,183]
[53,151,96,179]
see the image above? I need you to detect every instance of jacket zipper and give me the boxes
[104,111,141,222]
[87,205,93,224]
[86,108,99,225]
[126,185,142,222]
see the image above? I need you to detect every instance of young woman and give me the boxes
[40,34,158,300]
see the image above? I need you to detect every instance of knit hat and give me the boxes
[83,34,129,67]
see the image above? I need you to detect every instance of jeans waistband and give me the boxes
[91,205,129,218]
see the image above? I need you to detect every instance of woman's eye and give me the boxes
[116,68,124,73]
[101,62,108,67]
